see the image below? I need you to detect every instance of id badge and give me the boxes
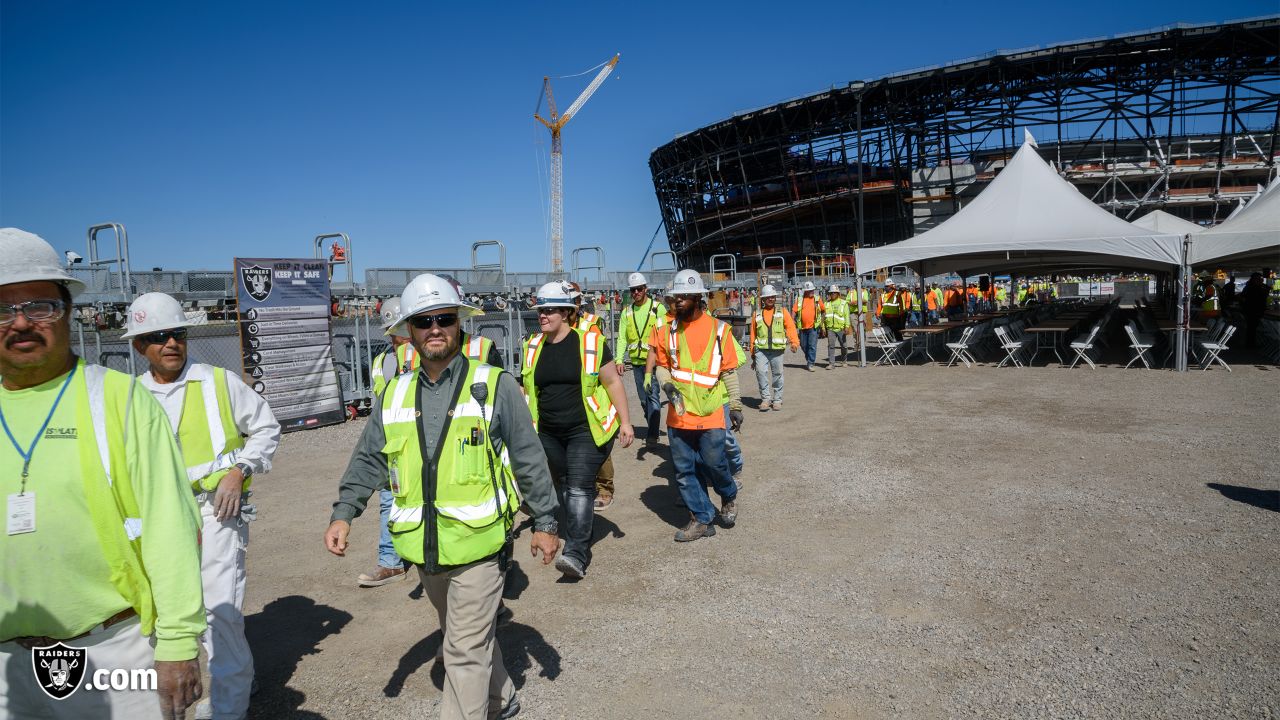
[7,493,35,535]
[389,467,400,495]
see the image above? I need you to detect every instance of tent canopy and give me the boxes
[1188,179,1280,267]
[854,132,1182,277]
[1132,209,1203,236]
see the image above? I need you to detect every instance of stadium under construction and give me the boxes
[647,17,1280,274]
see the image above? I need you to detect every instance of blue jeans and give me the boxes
[377,489,404,569]
[723,406,743,476]
[668,427,738,524]
[798,328,819,366]
[752,348,785,405]
[631,364,661,440]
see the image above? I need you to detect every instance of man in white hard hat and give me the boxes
[651,269,745,542]
[822,284,851,368]
[125,291,281,720]
[0,229,206,719]
[747,284,798,412]
[792,281,825,371]
[616,272,666,451]
[325,273,560,720]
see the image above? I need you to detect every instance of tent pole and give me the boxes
[1176,235,1190,372]
[857,273,867,367]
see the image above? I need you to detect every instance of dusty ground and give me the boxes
[228,344,1278,720]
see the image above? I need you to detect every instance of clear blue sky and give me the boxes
[2,1,1272,275]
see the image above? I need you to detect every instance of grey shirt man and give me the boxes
[332,353,558,572]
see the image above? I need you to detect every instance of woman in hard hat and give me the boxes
[521,282,634,579]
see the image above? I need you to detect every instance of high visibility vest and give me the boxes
[76,361,201,639]
[847,289,869,313]
[372,343,420,397]
[901,292,915,311]
[174,364,246,492]
[1201,286,1220,317]
[463,333,494,363]
[823,298,850,331]
[576,312,602,333]
[791,296,825,329]
[380,362,519,567]
[520,328,620,446]
[880,291,902,316]
[620,299,664,364]
[661,318,732,417]
[753,309,787,350]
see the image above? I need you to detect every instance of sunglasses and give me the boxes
[407,313,459,329]
[139,328,188,345]
[630,287,647,292]
[0,299,66,326]
[536,307,566,316]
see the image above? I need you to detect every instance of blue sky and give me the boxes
[2,1,1273,276]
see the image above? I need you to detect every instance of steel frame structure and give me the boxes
[648,17,1280,273]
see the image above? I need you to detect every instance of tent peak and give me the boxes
[1023,128,1038,148]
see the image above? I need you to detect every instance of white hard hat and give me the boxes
[0,228,86,298]
[627,272,648,289]
[390,273,482,335]
[884,278,897,286]
[533,281,577,308]
[379,297,410,337]
[802,281,816,292]
[759,284,779,299]
[122,292,194,338]
[828,284,841,294]
[670,269,708,295]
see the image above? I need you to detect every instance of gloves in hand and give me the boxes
[729,408,744,431]
[643,373,653,392]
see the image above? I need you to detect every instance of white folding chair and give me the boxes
[1199,324,1236,372]
[872,326,905,366]
[1068,323,1102,369]
[994,326,1026,368]
[944,326,977,367]
[1124,321,1157,369]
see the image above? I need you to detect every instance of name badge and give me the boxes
[389,468,400,495]
[7,493,35,535]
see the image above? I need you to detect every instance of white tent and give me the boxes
[854,132,1182,276]
[1132,209,1203,236]
[1188,179,1280,267]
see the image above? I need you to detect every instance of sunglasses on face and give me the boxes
[0,299,66,326]
[536,307,565,316]
[139,328,188,345]
[630,287,647,293]
[407,313,459,329]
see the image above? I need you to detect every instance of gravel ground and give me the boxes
[227,352,1278,720]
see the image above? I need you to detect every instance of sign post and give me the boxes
[235,258,346,432]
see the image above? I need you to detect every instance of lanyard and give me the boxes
[0,364,77,495]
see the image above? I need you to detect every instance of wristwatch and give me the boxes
[234,462,254,480]
[534,519,558,535]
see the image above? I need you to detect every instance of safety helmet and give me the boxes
[122,292,195,338]
[0,228,86,298]
[884,279,897,287]
[568,281,583,300]
[759,284,779,299]
[390,273,482,335]
[627,272,648,289]
[670,269,708,295]
[532,281,577,308]
[801,281,816,292]
[828,284,841,294]
[379,297,411,338]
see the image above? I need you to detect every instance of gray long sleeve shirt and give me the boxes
[331,353,559,556]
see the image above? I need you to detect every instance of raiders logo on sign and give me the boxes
[32,642,87,700]
[240,265,272,302]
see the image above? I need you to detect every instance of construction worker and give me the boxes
[995,283,1008,309]
[567,282,617,510]
[0,229,205,719]
[326,273,559,720]
[1196,273,1221,319]
[902,285,919,327]
[878,279,905,335]
[945,282,966,318]
[792,281,825,371]
[822,284,851,367]
[125,292,281,720]
[847,284,871,350]
[747,284,799,411]
[522,282,634,578]
[616,272,666,449]
[652,269,745,542]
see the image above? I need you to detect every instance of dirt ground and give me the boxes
[229,351,1278,720]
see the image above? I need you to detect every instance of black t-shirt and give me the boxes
[533,331,613,433]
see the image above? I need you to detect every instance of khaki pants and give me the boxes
[594,454,615,497]
[0,616,162,719]
[418,560,515,720]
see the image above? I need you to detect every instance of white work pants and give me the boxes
[198,496,253,720]
[0,617,162,719]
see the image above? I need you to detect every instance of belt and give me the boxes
[8,608,137,650]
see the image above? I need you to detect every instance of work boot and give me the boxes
[555,554,586,580]
[357,565,407,587]
[594,493,614,512]
[675,519,716,542]
[720,499,738,528]
[806,364,815,372]
[772,402,782,411]
[498,694,521,719]
[758,402,771,413]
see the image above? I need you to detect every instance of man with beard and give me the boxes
[325,273,559,720]
[0,229,205,719]
[652,269,745,542]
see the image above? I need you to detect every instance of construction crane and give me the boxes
[535,53,620,274]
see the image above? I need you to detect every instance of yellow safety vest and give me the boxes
[753,309,787,350]
[663,318,732,417]
[176,364,246,492]
[463,333,494,362]
[521,328,619,446]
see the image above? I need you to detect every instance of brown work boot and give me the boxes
[674,518,717,542]
[720,499,738,528]
[357,565,407,587]
[594,493,614,511]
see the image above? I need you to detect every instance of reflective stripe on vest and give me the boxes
[464,334,492,361]
[177,365,244,488]
[84,365,145,541]
[754,311,786,350]
[521,329,619,445]
[668,320,724,388]
[523,333,543,368]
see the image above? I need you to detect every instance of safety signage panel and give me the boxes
[235,258,345,432]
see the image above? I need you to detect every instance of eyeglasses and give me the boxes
[535,307,565,316]
[630,287,647,293]
[407,313,459,330]
[0,299,66,326]
[139,328,188,345]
